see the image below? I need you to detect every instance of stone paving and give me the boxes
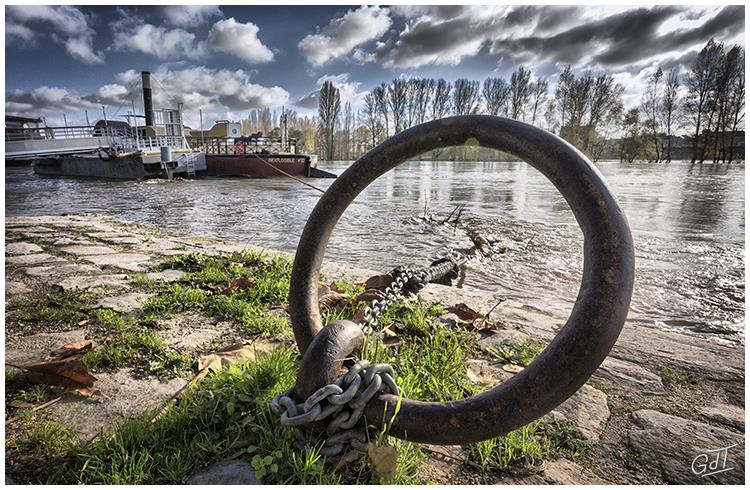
[4,214,746,484]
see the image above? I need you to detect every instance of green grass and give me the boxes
[130,274,159,289]
[333,279,366,298]
[485,338,546,367]
[377,299,445,337]
[465,418,590,469]
[11,290,94,329]
[83,327,190,378]
[141,284,208,318]
[654,364,701,386]
[59,349,332,484]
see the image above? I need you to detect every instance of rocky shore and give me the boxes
[4,214,745,484]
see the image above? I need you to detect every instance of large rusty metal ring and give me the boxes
[289,115,634,445]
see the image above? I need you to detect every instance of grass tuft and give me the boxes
[654,364,701,386]
[486,338,546,367]
[465,418,589,469]
[83,327,190,377]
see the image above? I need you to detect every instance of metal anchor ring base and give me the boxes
[288,115,635,445]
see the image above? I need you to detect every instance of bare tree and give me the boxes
[373,83,390,136]
[317,80,340,161]
[431,78,451,120]
[725,47,745,163]
[642,68,663,162]
[529,77,548,126]
[509,66,532,120]
[388,78,409,133]
[410,78,434,125]
[661,68,680,162]
[453,78,480,115]
[685,39,724,163]
[361,92,382,147]
[482,77,510,116]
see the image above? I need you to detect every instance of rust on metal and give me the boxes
[288,115,635,445]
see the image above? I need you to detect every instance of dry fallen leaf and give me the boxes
[354,289,386,303]
[364,273,395,290]
[197,342,271,374]
[221,276,254,295]
[319,292,350,309]
[47,340,93,360]
[24,358,97,389]
[368,442,399,483]
[74,387,110,402]
[447,303,484,322]
[502,364,524,374]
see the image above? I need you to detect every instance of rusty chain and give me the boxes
[272,255,464,456]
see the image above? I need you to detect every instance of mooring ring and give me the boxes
[289,115,634,445]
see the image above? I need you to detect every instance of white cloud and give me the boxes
[298,6,391,65]
[162,5,222,27]
[112,24,202,59]
[7,66,290,127]
[316,74,366,108]
[206,18,274,64]
[5,5,104,63]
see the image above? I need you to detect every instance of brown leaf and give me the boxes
[364,273,395,290]
[47,340,93,360]
[221,276,254,296]
[197,342,273,374]
[74,387,110,402]
[447,303,484,322]
[8,400,35,409]
[502,364,524,374]
[367,442,399,483]
[329,281,341,292]
[354,289,386,303]
[24,358,97,389]
[319,292,350,309]
[77,319,90,326]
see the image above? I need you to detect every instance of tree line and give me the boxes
[243,39,744,163]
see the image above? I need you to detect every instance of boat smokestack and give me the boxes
[142,71,154,127]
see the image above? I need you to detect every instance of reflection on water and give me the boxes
[4,160,744,342]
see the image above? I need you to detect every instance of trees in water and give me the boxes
[685,39,745,163]
[242,39,743,163]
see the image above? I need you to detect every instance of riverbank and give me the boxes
[4,214,745,484]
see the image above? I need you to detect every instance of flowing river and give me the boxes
[4,160,744,343]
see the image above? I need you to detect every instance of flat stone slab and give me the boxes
[94,292,152,314]
[53,237,95,247]
[698,404,745,432]
[60,245,119,256]
[5,242,44,255]
[24,263,101,281]
[551,384,610,443]
[477,328,531,349]
[185,459,262,485]
[5,280,31,297]
[628,409,744,484]
[5,329,88,365]
[6,253,65,267]
[592,357,665,394]
[144,269,184,283]
[56,274,130,292]
[44,369,186,442]
[79,253,152,272]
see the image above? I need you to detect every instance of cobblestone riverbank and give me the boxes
[4,214,744,484]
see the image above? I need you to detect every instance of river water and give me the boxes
[4,160,745,343]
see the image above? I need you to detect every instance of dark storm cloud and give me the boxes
[295,91,318,110]
[491,7,681,66]
[594,5,745,65]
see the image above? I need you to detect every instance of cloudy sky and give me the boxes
[4,4,745,127]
